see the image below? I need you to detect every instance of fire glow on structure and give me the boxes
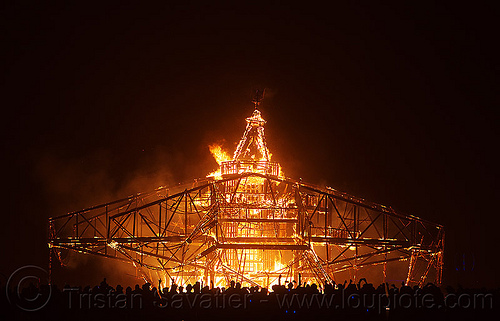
[48,91,444,289]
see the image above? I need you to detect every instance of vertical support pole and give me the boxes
[215,215,219,241]
[210,184,216,206]
[165,193,169,241]
[181,192,187,271]
[158,202,162,237]
[324,195,328,237]
[383,212,387,283]
[406,250,417,286]
[354,206,358,282]
[308,217,312,246]
[204,263,208,286]
[184,191,188,235]
[293,250,299,284]
[48,247,52,285]
[105,205,108,255]
[436,229,444,286]
[296,187,302,238]
[383,259,387,283]
[214,184,219,243]
[383,212,387,240]
[353,205,357,236]
[157,202,161,256]
[133,197,137,238]
[133,211,136,237]
[325,195,329,265]
[75,213,78,238]
[48,221,52,285]
[209,253,216,287]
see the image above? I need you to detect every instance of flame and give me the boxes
[278,164,284,178]
[207,169,222,180]
[274,260,286,271]
[208,144,231,165]
[206,144,231,180]
[202,115,289,286]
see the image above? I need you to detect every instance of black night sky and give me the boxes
[1,3,498,288]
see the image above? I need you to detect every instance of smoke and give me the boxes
[53,248,143,287]
[36,150,114,215]
[34,147,190,286]
[35,148,178,216]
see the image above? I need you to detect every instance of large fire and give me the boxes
[202,108,289,288]
[207,109,283,182]
[206,144,231,180]
[207,110,282,181]
[208,144,231,165]
[48,93,444,291]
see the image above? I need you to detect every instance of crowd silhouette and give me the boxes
[1,276,498,321]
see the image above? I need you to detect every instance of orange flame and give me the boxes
[208,144,231,165]
[207,143,231,180]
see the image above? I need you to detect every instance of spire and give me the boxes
[233,92,271,162]
[251,89,265,109]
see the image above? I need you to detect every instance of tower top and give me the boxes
[233,108,270,162]
[251,89,265,109]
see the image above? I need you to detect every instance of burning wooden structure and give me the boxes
[48,92,444,288]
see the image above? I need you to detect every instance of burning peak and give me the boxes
[207,108,282,179]
[233,109,270,162]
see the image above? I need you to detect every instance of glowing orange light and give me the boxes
[208,144,231,165]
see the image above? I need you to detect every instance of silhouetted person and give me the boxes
[194,281,201,294]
